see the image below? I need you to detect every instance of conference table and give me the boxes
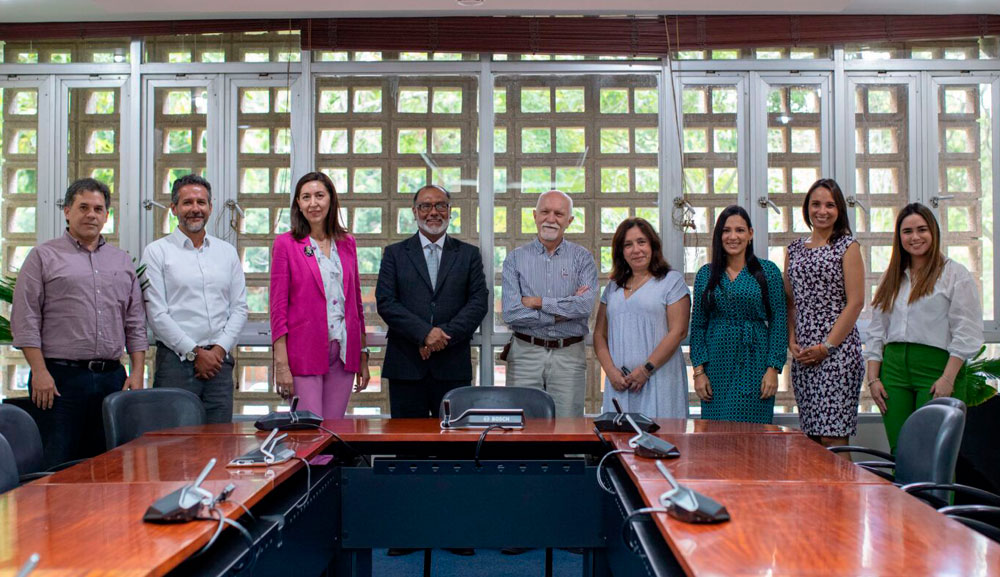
[1,417,998,576]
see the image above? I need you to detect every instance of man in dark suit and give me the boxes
[376,184,488,418]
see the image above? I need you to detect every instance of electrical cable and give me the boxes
[474,424,508,468]
[317,425,372,467]
[621,507,669,555]
[291,456,312,510]
[596,449,634,494]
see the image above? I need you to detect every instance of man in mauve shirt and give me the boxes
[12,178,147,467]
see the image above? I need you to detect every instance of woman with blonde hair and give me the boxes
[865,202,983,452]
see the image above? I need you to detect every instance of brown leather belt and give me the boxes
[514,332,584,350]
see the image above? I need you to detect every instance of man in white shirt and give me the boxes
[141,174,248,423]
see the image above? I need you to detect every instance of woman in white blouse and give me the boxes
[865,202,983,452]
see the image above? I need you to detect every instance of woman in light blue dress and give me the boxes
[594,218,691,418]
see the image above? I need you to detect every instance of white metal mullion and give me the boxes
[737,75,749,238]
[478,58,495,387]
[991,76,1000,336]
[748,71,768,260]
[292,50,313,181]
[120,39,143,259]
[832,47,848,194]
[918,71,935,208]
[51,78,70,239]
[659,61,682,270]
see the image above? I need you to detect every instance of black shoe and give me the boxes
[558,547,585,555]
[387,548,419,557]
[501,547,532,555]
[444,548,475,556]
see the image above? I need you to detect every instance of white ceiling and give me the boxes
[0,0,996,24]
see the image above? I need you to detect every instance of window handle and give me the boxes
[757,196,780,214]
[846,195,869,212]
[930,195,955,208]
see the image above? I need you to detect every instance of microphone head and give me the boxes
[289,396,299,412]
[612,398,623,414]
[443,399,451,418]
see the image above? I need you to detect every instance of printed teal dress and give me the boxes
[689,260,788,423]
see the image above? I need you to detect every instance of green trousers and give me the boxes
[880,342,967,453]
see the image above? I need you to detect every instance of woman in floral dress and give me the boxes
[784,179,865,447]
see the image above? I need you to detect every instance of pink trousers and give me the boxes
[293,340,355,419]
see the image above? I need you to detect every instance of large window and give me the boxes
[315,74,480,414]
[494,74,661,414]
[1,34,998,417]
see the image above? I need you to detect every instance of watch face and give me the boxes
[185,351,197,361]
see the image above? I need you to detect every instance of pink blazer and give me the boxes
[270,232,364,376]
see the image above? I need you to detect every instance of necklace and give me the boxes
[625,273,652,295]
[312,236,332,256]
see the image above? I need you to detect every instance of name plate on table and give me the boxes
[441,408,525,429]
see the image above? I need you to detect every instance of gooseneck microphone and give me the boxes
[254,396,322,430]
[227,428,296,467]
[625,415,680,459]
[656,460,730,524]
[15,553,39,577]
[594,397,660,433]
[143,458,217,523]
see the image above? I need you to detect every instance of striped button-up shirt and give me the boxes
[12,231,148,360]
[501,238,597,339]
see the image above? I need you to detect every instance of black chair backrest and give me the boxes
[0,433,19,494]
[439,386,556,420]
[102,388,207,449]
[924,397,968,414]
[0,403,45,476]
[895,404,966,497]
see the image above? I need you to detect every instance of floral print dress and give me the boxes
[787,235,865,437]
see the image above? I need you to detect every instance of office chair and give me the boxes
[902,482,1000,542]
[0,402,96,483]
[439,386,556,420]
[0,433,19,494]
[0,403,45,480]
[924,396,968,413]
[102,388,206,449]
[437,386,559,577]
[830,403,966,506]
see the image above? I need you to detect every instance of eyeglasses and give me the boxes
[416,202,451,213]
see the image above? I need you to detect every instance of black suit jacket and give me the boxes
[376,234,488,381]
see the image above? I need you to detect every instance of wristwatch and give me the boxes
[821,340,837,354]
[184,348,198,362]
[644,361,656,374]
[360,347,371,356]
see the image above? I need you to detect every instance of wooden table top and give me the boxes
[0,478,270,577]
[628,479,1000,576]
[609,432,885,484]
[146,417,793,441]
[38,433,329,487]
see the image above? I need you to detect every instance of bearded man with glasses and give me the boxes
[376,184,488,419]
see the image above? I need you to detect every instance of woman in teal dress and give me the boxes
[689,206,787,423]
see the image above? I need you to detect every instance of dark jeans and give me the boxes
[27,360,125,468]
[389,377,468,418]
[153,345,235,424]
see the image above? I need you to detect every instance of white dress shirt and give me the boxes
[311,237,347,364]
[142,228,249,358]
[864,258,983,361]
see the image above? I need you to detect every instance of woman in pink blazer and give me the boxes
[270,172,370,418]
